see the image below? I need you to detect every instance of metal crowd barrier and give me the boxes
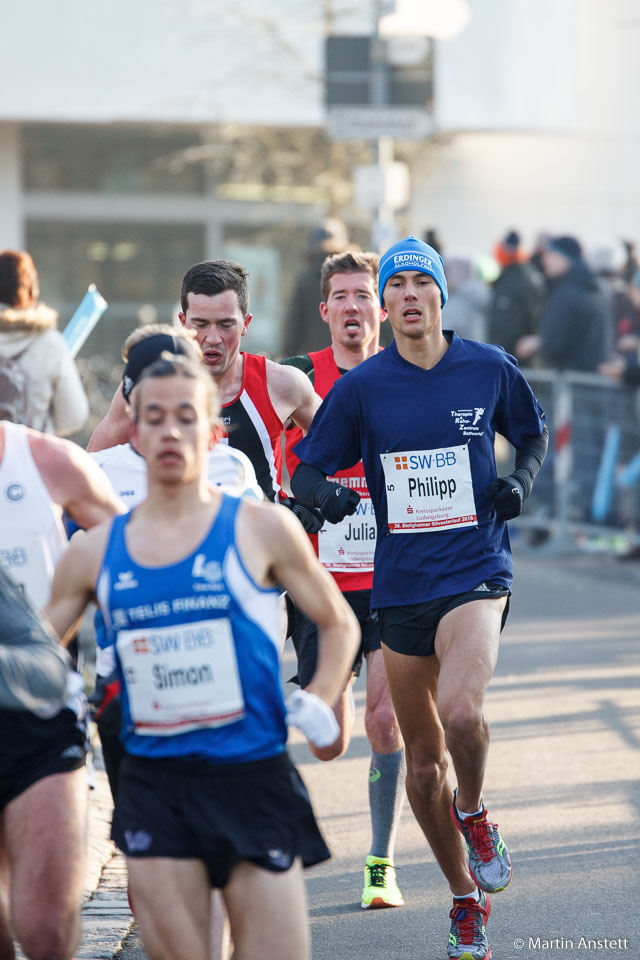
[514,369,640,551]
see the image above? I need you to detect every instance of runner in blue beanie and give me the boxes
[378,236,448,307]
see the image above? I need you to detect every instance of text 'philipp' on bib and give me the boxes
[380,444,477,533]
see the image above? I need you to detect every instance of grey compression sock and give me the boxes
[368,748,407,861]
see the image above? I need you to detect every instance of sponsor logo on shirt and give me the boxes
[4,483,24,502]
[114,570,139,591]
[191,554,225,592]
[113,594,230,628]
[450,408,486,436]
[0,546,27,568]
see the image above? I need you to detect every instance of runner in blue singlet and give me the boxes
[46,353,359,960]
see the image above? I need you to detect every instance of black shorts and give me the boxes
[0,707,88,809]
[377,582,511,658]
[290,590,380,688]
[111,751,330,888]
[94,694,126,803]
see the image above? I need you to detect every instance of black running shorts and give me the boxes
[112,751,330,887]
[376,582,511,657]
[0,707,88,809]
[291,589,380,688]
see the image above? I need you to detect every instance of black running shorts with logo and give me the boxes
[376,582,511,657]
[0,707,88,809]
[291,589,379,688]
[112,751,330,887]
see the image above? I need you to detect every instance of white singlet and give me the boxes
[0,421,68,609]
[90,442,263,509]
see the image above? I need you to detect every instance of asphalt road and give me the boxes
[116,548,640,960]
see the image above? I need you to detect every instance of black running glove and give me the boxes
[318,483,361,524]
[282,498,325,534]
[290,462,360,524]
[484,474,526,521]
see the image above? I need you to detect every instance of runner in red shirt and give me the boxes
[88,260,321,505]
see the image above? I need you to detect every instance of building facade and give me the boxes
[1,0,638,357]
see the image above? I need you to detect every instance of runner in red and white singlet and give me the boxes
[88,261,321,505]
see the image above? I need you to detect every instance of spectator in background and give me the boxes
[423,227,444,257]
[442,254,490,343]
[517,236,607,373]
[621,240,639,284]
[487,230,545,360]
[619,268,640,355]
[282,219,351,357]
[529,231,551,282]
[587,236,633,361]
[0,250,88,435]
[599,267,640,384]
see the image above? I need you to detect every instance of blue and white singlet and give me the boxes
[96,494,285,762]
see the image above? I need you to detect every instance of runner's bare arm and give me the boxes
[45,526,108,646]
[87,383,130,452]
[236,501,359,707]
[265,360,322,432]
[30,433,125,528]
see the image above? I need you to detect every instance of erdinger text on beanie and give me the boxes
[378,236,448,307]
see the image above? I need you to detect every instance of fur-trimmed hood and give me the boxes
[0,302,59,359]
[0,301,58,332]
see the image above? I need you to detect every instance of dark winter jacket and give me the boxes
[538,261,607,372]
[487,262,545,356]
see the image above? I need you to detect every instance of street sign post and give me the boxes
[327,105,434,141]
[324,26,433,248]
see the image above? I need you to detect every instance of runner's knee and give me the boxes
[439,702,486,744]
[17,909,79,960]
[364,700,402,753]
[406,752,448,798]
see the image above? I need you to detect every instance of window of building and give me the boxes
[23,125,206,194]
[26,220,205,359]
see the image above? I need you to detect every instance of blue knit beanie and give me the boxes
[378,236,448,307]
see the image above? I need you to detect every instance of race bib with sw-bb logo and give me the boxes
[380,444,477,533]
